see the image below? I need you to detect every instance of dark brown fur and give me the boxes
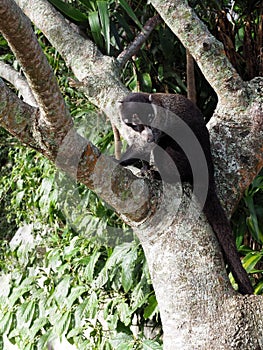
[120,92,253,295]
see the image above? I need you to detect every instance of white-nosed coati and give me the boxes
[119,92,253,295]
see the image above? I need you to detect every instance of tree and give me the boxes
[0,0,263,349]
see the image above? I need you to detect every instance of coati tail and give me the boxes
[204,187,254,295]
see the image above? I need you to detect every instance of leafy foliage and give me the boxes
[190,0,262,80]
[48,0,143,55]
[0,228,161,349]
[232,171,263,294]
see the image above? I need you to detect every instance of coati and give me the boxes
[119,92,253,295]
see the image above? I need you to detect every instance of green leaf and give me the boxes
[86,291,98,319]
[78,0,96,11]
[106,313,119,330]
[83,250,101,282]
[104,298,120,320]
[143,294,158,320]
[254,280,263,295]
[242,251,263,272]
[47,248,62,270]
[244,196,263,244]
[15,190,25,205]
[110,332,134,350]
[0,311,13,334]
[54,311,71,336]
[130,283,147,311]
[141,72,152,91]
[9,278,35,307]
[119,0,142,28]
[114,12,134,41]
[88,11,104,49]
[48,0,88,22]
[97,1,110,54]
[53,275,71,301]
[93,243,132,289]
[246,215,263,244]
[117,302,131,326]
[29,318,49,340]
[74,299,89,327]
[17,300,36,326]
[37,329,53,350]
[66,286,87,308]
[142,339,162,349]
[121,246,137,292]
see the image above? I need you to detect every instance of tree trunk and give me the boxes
[134,185,263,349]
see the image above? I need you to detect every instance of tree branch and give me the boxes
[0,0,72,142]
[149,0,248,108]
[148,0,263,213]
[14,0,128,131]
[0,78,39,148]
[117,14,162,68]
[0,78,156,222]
[186,49,196,104]
[0,61,37,106]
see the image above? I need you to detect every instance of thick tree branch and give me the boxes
[0,0,72,143]
[14,0,128,132]
[0,78,156,222]
[149,0,248,108]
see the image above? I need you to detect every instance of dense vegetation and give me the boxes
[0,0,262,349]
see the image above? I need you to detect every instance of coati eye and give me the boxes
[135,124,145,133]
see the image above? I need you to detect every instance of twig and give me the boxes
[186,49,196,104]
[111,122,122,160]
[117,14,162,68]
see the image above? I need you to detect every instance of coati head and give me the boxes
[120,93,162,143]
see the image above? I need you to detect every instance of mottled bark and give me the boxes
[0,0,71,129]
[0,61,37,106]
